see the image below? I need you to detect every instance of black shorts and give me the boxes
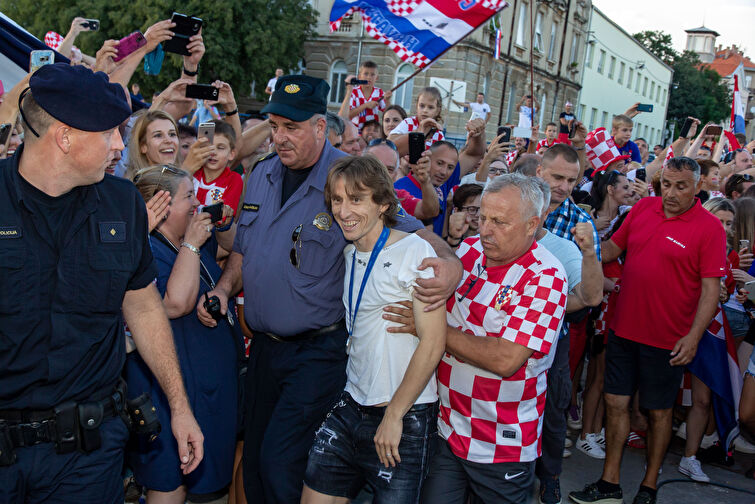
[603,331,684,410]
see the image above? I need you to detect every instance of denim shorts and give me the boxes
[303,392,437,503]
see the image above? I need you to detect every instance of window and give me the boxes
[642,77,648,96]
[656,85,661,102]
[597,50,606,74]
[579,104,586,121]
[627,68,634,89]
[635,72,641,92]
[649,81,655,101]
[393,63,415,111]
[539,94,546,128]
[643,125,648,138]
[589,107,597,130]
[570,32,580,64]
[534,12,544,52]
[662,89,667,104]
[608,57,616,79]
[601,111,608,128]
[618,62,625,84]
[506,84,518,124]
[747,76,753,88]
[586,42,595,68]
[548,23,557,60]
[515,3,527,46]
[329,61,349,104]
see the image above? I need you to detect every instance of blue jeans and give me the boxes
[304,392,437,503]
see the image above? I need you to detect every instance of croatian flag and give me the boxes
[494,28,502,59]
[730,75,745,134]
[330,0,509,68]
[687,306,742,450]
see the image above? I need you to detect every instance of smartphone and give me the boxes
[707,125,723,137]
[81,19,100,31]
[568,119,576,139]
[164,13,203,55]
[745,281,755,302]
[113,31,147,63]
[29,50,54,73]
[202,202,224,223]
[512,126,532,139]
[740,239,751,252]
[497,126,511,144]
[635,168,647,182]
[0,123,12,145]
[636,103,653,113]
[679,118,694,139]
[198,122,215,144]
[349,78,368,85]
[408,132,425,164]
[185,84,219,101]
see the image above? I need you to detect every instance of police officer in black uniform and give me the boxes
[0,63,204,503]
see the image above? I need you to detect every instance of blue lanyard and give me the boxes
[348,226,390,337]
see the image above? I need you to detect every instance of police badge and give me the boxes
[313,212,332,231]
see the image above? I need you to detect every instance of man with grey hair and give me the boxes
[421,173,568,504]
[570,156,725,504]
[325,111,344,149]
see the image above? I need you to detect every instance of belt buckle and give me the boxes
[23,421,50,446]
[265,332,285,343]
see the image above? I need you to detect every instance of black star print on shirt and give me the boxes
[383,262,392,268]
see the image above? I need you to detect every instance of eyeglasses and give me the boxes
[133,164,182,197]
[368,138,398,151]
[461,205,480,215]
[289,224,303,268]
[489,167,508,176]
[730,173,754,185]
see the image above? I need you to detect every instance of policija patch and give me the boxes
[242,203,260,212]
[0,226,21,239]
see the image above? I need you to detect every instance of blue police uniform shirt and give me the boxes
[233,142,423,337]
[0,145,157,409]
[393,162,461,236]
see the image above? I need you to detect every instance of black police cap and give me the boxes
[261,75,329,122]
[28,63,132,132]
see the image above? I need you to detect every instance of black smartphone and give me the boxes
[81,19,100,31]
[679,118,694,139]
[349,78,368,85]
[163,13,203,55]
[202,202,224,223]
[636,103,653,113]
[568,119,576,139]
[185,84,219,101]
[408,132,425,164]
[497,126,511,144]
[0,123,12,145]
[635,168,646,182]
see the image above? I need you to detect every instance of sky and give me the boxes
[593,0,755,59]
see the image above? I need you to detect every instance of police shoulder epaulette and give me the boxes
[249,151,278,174]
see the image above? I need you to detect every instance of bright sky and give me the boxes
[593,0,755,59]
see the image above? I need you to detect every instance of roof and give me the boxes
[705,47,755,77]
[685,26,720,36]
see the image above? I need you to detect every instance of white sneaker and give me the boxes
[700,431,719,450]
[563,448,572,458]
[734,435,755,454]
[595,428,606,448]
[576,434,606,459]
[564,437,573,448]
[676,422,687,440]
[678,455,710,483]
[567,404,582,431]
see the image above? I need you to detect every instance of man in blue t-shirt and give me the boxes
[394,141,460,236]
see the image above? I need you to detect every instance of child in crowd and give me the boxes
[348,60,391,131]
[537,122,561,154]
[611,114,642,164]
[193,120,243,214]
[360,119,382,144]
[388,86,446,152]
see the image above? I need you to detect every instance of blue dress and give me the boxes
[125,233,239,493]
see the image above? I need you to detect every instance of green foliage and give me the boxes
[632,30,678,65]
[2,0,317,99]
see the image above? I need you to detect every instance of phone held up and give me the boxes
[163,13,203,55]
[113,32,147,63]
[29,50,54,73]
[497,126,512,144]
[185,84,219,101]
[408,132,425,165]
[81,19,100,31]
[202,202,224,223]
[636,104,653,113]
[198,122,215,144]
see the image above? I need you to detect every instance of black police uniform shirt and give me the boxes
[0,145,157,410]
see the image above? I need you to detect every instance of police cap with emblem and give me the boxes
[20,63,132,136]
[261,75,329,122]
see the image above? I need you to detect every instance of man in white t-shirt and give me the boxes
[517,94,538,129]
[302,155,447,504]
[265,68,284,101]
[453,92,491,122]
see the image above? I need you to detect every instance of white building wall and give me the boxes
[578,7,673,147]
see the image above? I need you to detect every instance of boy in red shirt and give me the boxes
[348,60,391,132]
[193,120,243,214]
[536,122,561,154]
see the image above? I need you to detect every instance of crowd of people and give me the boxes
[1,14,755,504]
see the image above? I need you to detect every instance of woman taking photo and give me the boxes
[130,165,239,504]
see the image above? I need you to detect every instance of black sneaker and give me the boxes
[568,482,623,504]
[539,476,562,504]
[632,489,656,504]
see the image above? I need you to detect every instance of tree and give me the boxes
[3,0,317,99]
[632,30,678,66]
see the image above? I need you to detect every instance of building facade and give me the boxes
[304,0,592,142]
[577,6,673,147]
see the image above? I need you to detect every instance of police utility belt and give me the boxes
[0,380,161,466]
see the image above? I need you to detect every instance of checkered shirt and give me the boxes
[350,86,386,129]
[392,116,445,149]
[504,149,519,167]
[544,198,601,261]
[439,238,568,463]
[536,139,562,155]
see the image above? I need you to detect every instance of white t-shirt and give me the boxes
[266,77,278,101]
[343,233,437,406]
[468,101,491,121]
[518,105,534,128]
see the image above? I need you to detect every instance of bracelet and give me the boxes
[224,108,239,117]
[181,242,200,256]
[182,66,199,76]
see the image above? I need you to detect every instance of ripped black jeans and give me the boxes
[303,391,437,504]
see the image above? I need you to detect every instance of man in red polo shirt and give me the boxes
[570,157,725,504]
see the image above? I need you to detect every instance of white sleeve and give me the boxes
[390,118,411,137]
[397,237,437,293]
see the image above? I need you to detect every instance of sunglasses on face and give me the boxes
[368,138,398,151]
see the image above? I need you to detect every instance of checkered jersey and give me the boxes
[536,139,562,155]
[544,198,601,260]
[389,116,445,149]
[439,238,568,463]
[350,86,386,129]
[504,149,519,167]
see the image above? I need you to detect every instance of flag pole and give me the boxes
[529,0,535,128]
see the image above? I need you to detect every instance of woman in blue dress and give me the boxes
[129,164,239,503]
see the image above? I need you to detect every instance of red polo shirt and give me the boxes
[609,197,726,350]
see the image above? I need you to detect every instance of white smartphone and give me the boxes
[198,122,215,144]
[512,126,532,139]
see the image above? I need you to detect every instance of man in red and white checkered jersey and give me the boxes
[422,173,568,504]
